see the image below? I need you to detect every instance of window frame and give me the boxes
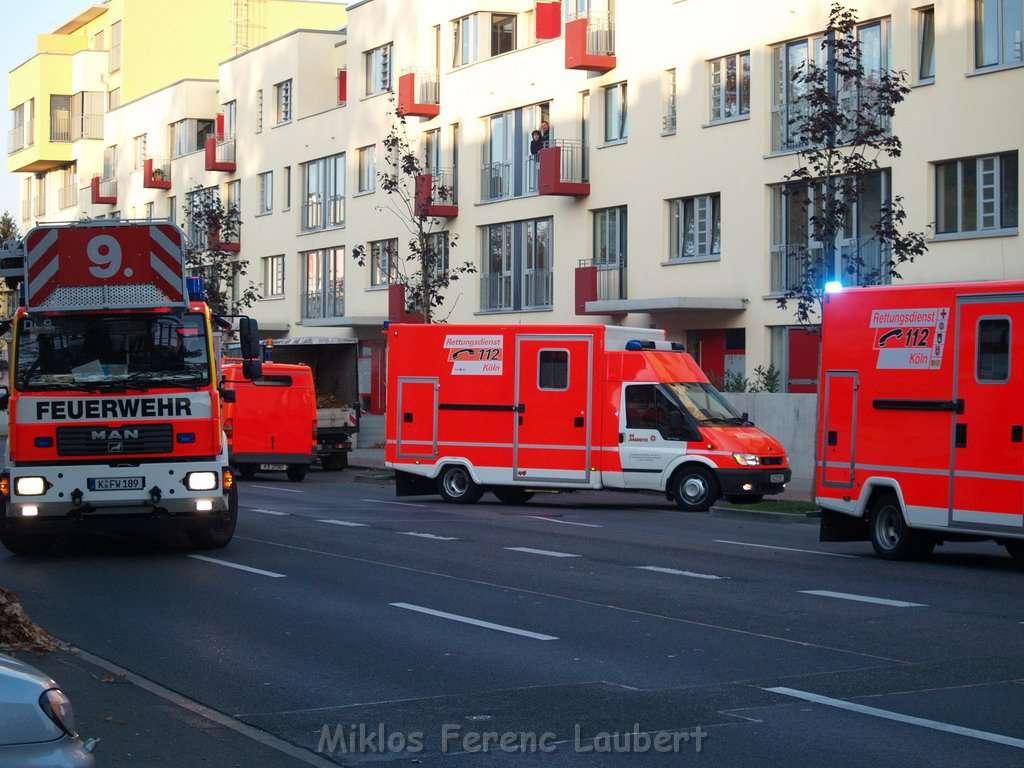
[669,193,722,262]
[537,349,569,390]
[369,238,399,287]
[258,171,273,215]
[364,43,393,97]
[603,82,628,144]
[709,51,751,123]
[263,254,285,298]
[974,0,1024,69]
[917,6,936,81]
[275,80,293,125]
[357,145,376,194]
[935,152,1019,236]
[976,316,1011,383]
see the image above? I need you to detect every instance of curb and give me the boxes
[710,505,818,525]
[348,468,395,484]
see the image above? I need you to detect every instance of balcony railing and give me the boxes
[523,269,553,308]
[32,194,45,217]
[538,139,589,196]
[301,195,346,231]
[21,198,30,222]
[144,155,172,189]
[578,258,626,301]
[771,238,891,293]
[58,183,77,210]
[302,287,345,320]
[7,120,33,155]
[398,67,439,117]
[663,110,677,133]
[554,139,586,184]
[416,168,458,217]
[216,135,236,164]
[772,99,811,152]
[50,115,71,143]
[481,161,512,201]
[525,155,540,194]
[71,113,103,141]
[480,272,512,311]
[569,11,615,56]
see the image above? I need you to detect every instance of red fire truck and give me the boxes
[385,323,791,509]
[0,221,262,555]
[817,280,1024,561]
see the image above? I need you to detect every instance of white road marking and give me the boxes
[251,485,305,494]
[767,687,1024,749]
[715,540,858,559]
[526,516,602,528]
[249,508,289,516]
[391,602,558,641]
[318,519,368,527]
[399,531,460,541]
[799,590,926,608]
[361,499,428,508]
[505,547,581,558]
[634,566,727,580]
[188,555,286,578]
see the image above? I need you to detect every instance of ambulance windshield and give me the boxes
[662,382,751,426]
[15,312,211,392]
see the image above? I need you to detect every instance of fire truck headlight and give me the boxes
[185,472,219,491]
[15,476,47,496]
[732,453,760,467]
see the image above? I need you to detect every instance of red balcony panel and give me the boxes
[565,17,616,72]
[536,2,562,39]
[415,173,458,218]
[338,69,347,105]
[398,72,440,118]
[90,176,116,205]
[575,264,598,315]
[142,158,171,189]
[388,284,425,324]
[538,146,589,197]
[204,136,237,172]
[209,225,241,252]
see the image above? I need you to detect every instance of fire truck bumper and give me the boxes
[716,467,792,498]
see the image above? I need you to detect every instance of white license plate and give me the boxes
[260,463,288,471]
[770,473,785,484]
[88,476,145,491]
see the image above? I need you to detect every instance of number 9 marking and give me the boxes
[87,235,123,279]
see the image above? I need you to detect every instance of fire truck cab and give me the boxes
[0,221,262,555]
[386,323,791,509]
[817,280,1024,561]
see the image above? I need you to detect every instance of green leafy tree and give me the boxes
[181,185,259,316]
[0,212,19,244]
[778,2,928,325]
[352,98,475,323]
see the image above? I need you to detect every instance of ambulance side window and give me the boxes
[538,350,569,390]
[977,318,1010,383]
[625,385,657,429]
[254,375,293,387]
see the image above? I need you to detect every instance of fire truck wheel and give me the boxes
[1005,540,1024,563]
[188,485,238,550]
[493,488,535,505]
[671,466,718,512]
[869,493,934,559]
[286,466,308,482]
[438,465,484,504]
[0,525,56,556]
[238,465,257,480]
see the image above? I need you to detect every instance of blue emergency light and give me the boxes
[186,277,205,301]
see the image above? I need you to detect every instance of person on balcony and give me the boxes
[530,130,544,156]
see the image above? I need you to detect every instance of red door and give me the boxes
[396,377,438,459]
[514,335,593,484]
[821,371,857,488]
[951,297,1024,529]
[787,327,820,393]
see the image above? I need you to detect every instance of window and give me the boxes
[108,88,121,111]
[49,95,71,143]
[145,202,154,220]
[301,153,345,231]
[491,14,516,56]
[170,118,214,157]
[481,217,553,311]
[109,21,121,73]
[302,247,345,318]
[603,82,627,143]
[977,317,1010,382]
[255,89,263,133]
[222,100,237,139]
[424,128,440,172]
[426,231,449,277]
[453,15,479,67]
[357,145,376,193]
[663,69,677,133]
[975,0,1024,68]
[70,92,104,141]
[918,7,936,80]
[168,195,176,225]
[369,238,399,287]
[625,385,690,440]
[263,254,285,297]
[364,43,392,96]
[592,206,627,300]
[225,179,241,214]
[670,194,721,261]
[936,153,1018,235]
[709,52,750,122]
[258,171,273,214]
[275,80,292,124]
[186,187,217,248]
[283,166,292,210]
[132,134,147,171]
[102,145,117,180]
[538,350,568,390]
[9,100,33,153]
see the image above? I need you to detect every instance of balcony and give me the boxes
[387,284,425,324]
[481,161,512,202]
[565,12,616,72]
[480,273,512,311]
[32,194,45,218]
[143,156,171,189]
[71,113,103,142]
[575,258,626,314]
[209,223,241,253]
[205,134,236,172]
[538,140,589,196]
[21,198,29,222]
[58,183,77,210]
[535,1,562,40]
[397,69,439,118]
[90,175,116,205]
[523,269,553,309]
[302,287,345,320]
[480,271,552,312]
[771,238,891,294]
[415,168,458,218]
[7,121,33,155]
[301,195,346,232]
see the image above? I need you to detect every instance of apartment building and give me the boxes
[9,0,1021,411]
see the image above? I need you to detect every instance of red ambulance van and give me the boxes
[221,362,317,482]
[817,280,1024,561]
[385,323,791,509]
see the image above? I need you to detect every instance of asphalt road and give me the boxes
[4,470,1024,767]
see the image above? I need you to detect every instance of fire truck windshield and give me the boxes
[15,313,212,392]
[662,382,752,426]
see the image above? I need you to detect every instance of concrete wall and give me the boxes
[722,393,817,484]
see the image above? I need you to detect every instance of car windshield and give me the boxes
[662,382,748,425]
[15,312,211,392]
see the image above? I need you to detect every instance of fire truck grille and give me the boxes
[761,456,784,466]
[56,424,174,456]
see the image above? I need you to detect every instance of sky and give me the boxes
[0,0,86,227]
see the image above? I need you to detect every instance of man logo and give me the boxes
[91,429,139,441]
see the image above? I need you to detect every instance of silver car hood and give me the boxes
[0,652,64,745]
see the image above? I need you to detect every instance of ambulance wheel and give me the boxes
[493,488,534,505]
[1005,540,1024,563]
[189,485,238,550]
[671,466,718,512]
[438,465,483,504]
[869,493,934,559]
[286,466,308,482]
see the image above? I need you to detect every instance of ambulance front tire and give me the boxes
[286,465,308,482]
[438,465,484,504]
[671,465,718,512]
[869,493,934,560]
[188,485,238,550]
